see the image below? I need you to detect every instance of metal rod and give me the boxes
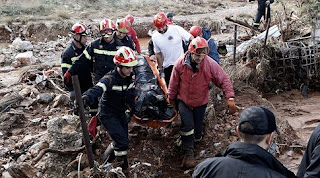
[72,75,95,168]
[264,18,271,46]
[233,25,237,65]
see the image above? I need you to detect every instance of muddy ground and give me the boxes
[0,0,319,177]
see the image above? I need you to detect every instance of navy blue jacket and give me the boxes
[83,69,135,114]
[61,42,92,93]
[202,28,219,64]
[193,142,296,178]
[68,36,124,84]
[297,124,320,178]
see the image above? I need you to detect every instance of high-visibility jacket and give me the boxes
[61,42,92,93]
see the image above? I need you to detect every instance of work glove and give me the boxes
[63,71,71,85]
[265,0,270,6]
[227,98,237,114]
[159,69,165,79]
[125,109,133,122]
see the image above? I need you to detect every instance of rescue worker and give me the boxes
[61,22,93,115]
[152,12,193,86]
[189,25,219,64]
[192,106,296,178]
[115,18,135,51]
[166,12,174,25]
[168,37,237,168]
[82,46,137,171]
[125,14,142,54]
[251,0,274,29]
[65,19,123,84]
[297,124,320,178]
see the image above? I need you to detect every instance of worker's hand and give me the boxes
[63,71,71,85]
[227,98,237,114]
[159,69,165,79]
[265,0,270,6]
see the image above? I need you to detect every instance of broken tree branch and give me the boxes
[32,146,85,165]
[225,17,263,33]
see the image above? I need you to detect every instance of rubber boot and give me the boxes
[102,143,115,163]
[181,149,197,168]
[115,156,129,171]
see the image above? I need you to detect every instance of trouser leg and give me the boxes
[100,112,129,169]
[193,104,207,141]
[164,65,174,87]
[177,100,195,152]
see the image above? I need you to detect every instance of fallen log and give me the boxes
[225,17,263,33]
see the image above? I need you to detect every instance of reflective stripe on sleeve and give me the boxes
[93,49,117,56]
[61,63,72,69]
[83,49,91,60]
[96,82,107,92]
[71,57,78,62]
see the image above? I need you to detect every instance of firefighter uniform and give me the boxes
[68,36,124,84]
[83,69,135,170]
[253,0,274,28]
[61,42,93,93]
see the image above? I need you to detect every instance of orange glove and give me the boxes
[227,98,237,114]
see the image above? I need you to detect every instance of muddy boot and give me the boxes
[102,143,115,163]
[181,149,197,168]
[115,156,129,171]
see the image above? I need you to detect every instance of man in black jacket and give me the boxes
[82,46,137,172]
[297,124,320,178]
[192,106,296,178]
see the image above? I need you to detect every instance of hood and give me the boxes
[202,27,212,40]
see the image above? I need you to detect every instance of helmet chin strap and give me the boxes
[74,35,85,47]
[118,65,126,77]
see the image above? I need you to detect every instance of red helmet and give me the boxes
[116,18,131,33]
[114,46,138,67]
[153,12,167,28]
[99,19,116,35]
[188,37,209,56]
[71,23,89,35]
[125,14,134,25]
[189,26,202,37]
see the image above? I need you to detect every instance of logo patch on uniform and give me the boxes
[99,45,103,49]
[168,36,173,40]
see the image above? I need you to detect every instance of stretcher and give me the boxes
[131,56,178,128]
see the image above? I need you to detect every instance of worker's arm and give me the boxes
[83,75,111,106]
[304,145,320,177]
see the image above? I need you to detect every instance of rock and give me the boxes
[12,37,33,51]
[0,54,5,64]
[1,171,13,178]
[18,87,32,97]
[0,111,25,130]
[0,25,12,42]
[20,98,36,107]
[13,51,36,67]
[17,154,28,162]
[30,117,43,124]
[37,93,53,104]
[52,94,69,108]
[7,163,36,178]
[28,141,49,157]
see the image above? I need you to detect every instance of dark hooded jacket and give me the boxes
[193,142,296,178]
[297,124,320,178]
[202,28,219,64]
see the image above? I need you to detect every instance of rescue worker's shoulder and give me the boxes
[100,75,113,85]
[61,45,74,58]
